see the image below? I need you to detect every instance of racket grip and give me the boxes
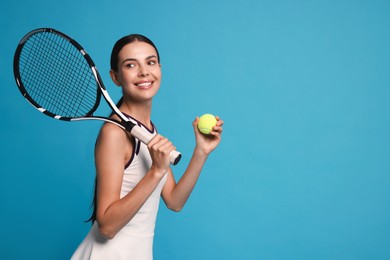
[130,125,182,165]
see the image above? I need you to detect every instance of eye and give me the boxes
[124,62,136,68]
[148,60,157,66]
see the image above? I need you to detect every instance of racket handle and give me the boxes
[130,125,182,165]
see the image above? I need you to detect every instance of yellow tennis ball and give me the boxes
[198,114,217,134]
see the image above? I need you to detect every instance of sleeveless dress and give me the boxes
[71,117,167,260]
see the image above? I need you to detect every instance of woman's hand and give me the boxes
[148,134,176,176]
[193,116,224,156]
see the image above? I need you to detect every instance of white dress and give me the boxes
[71,117,167,260]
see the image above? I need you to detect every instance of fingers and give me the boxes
[148,134,176,154]
[148,134,176,174]
[210,116,224,136]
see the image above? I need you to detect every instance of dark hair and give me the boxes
[87,34,160,224]
[110,34,160,72]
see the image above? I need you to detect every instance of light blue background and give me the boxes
[1,0,389,259]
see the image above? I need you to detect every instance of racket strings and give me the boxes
[18,31,99,118]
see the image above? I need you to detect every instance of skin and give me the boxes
[94,41,223,239]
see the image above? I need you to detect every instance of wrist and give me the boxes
[193,146,209,160]
[149,165,168,179]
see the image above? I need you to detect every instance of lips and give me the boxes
[135,81,153,89]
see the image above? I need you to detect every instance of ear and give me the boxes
[109,70,121,86]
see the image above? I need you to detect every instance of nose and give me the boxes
[138,64,149,77]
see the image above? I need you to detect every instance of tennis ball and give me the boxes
[198,114,217,134]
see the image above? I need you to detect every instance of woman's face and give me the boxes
[112,41,161,103]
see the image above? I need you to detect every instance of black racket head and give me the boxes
[13,28,101,120]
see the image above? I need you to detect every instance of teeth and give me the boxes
[136,82,152,87]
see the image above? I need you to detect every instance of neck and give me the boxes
[120,97,153,128]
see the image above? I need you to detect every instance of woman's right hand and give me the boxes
[147,134,176,176]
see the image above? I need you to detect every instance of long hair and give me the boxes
[87,34,160,224]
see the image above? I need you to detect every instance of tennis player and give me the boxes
[71,34,223,259]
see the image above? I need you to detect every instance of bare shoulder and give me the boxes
[94,122,134,174]
[99,122,126,139]
[96,122,132,152]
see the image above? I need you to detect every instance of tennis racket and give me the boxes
[13,28,181,165]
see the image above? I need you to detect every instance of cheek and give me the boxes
[153,65,162,76]
[120,71,137,84]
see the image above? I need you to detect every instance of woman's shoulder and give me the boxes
[95,122,134,164]
[96,121,131,147]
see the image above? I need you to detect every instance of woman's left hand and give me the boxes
[192,116,223,156]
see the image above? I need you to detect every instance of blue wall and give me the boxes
[1,0,389,259]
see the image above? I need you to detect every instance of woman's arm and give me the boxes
[161,116,223,211]
[95,123,174,239]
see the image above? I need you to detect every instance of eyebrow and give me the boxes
[122,55,158,64]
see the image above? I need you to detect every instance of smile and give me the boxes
[135,81,153,88]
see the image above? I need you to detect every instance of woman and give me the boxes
[71,34,223,259]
